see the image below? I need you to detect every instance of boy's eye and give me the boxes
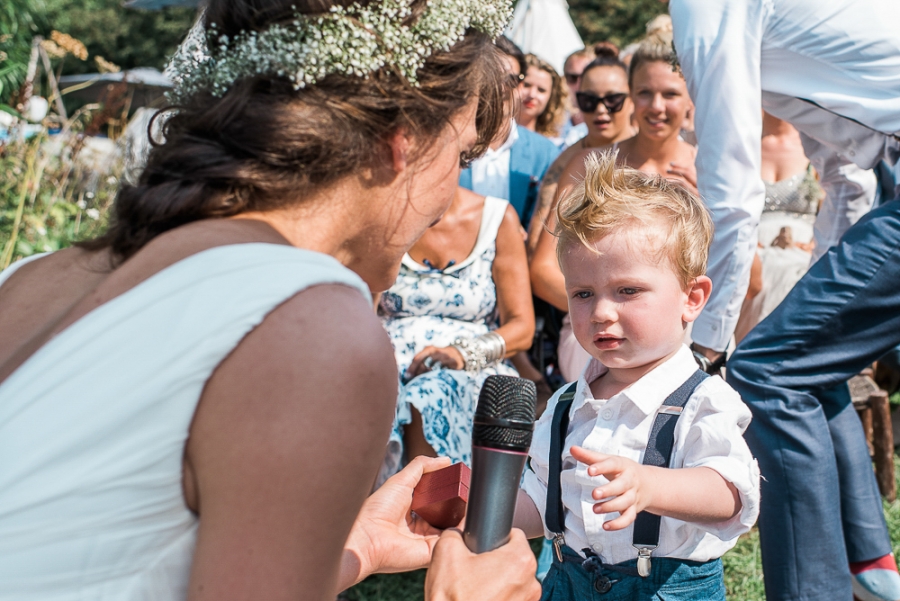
[619,287,639,296]
[574,290,592,299]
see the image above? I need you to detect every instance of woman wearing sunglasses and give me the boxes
[525,46,634,257]
[529,32,696,380]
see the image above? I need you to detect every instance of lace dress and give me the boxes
[735,166,822,341]
[758,164,821,246]
[378,197,518,478]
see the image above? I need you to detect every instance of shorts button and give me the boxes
[593,575,612,594]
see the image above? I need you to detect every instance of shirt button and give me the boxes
[601,409,613,420]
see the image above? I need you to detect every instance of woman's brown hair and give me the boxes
[523,53,567,139]
[83,0,509,261]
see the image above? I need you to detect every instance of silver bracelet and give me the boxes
[452,332,506,373]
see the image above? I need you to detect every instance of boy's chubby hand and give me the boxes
[570,446,654,531]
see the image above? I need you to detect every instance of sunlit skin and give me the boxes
[630,61,693,145]
[516,66,553,132]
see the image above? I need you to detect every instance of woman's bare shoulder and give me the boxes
[184,283,397,599]
[0,219,291,385]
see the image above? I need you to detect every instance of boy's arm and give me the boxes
[512,489,545,539]
[570,446,740,531]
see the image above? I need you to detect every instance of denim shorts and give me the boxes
[540,544,725,601]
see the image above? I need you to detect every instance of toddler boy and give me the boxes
[514,151,760,600]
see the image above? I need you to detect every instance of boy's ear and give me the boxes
[682,275,712,323]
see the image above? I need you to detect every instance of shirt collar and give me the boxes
[571,344,700,415]
[483,120,519,159]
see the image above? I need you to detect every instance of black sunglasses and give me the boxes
[575,91,628,114]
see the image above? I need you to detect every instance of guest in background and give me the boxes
[734,113,823,342]
[526,45,635,257]
[461,36,560,228]
[559,46,595,143]
[517,54,568,148]
[530,32,694,380]
[378,187,534,478]
[558,42,620,148]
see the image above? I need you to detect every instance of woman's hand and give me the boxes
[570,446,652,531]
[407,346,465,378]
[424,528,541,601]
[340,456,452,589]
[667,161,699,195]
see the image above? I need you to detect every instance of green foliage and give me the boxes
[0,114,120,268]
[0,0,48,102]
[568,0,668,48]
[723,530,766,600]
[42,0,197,75]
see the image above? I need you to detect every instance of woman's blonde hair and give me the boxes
[524,53,568,138]
[555,150,713,288]
[628,30,678,89]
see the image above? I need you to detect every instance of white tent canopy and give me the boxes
[506,0,584,74]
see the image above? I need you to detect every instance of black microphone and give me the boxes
[463,375,537,553]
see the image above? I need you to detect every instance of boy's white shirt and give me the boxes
[522,344,760,564]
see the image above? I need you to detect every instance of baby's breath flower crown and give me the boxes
[167,0,513,104]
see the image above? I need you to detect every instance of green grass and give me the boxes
[344,456,900,601]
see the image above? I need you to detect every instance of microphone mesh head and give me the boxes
[472,375,537,452]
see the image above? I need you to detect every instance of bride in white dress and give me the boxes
[0,1,541,600]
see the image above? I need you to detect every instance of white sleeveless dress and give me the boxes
[0,244,370,601]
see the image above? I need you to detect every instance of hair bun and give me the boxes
[592,41,619,59]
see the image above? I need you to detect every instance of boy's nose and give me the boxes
[591,298,617,323]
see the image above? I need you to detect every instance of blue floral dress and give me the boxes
[378,197,519,481]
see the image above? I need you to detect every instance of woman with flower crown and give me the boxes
[0,1,540,599]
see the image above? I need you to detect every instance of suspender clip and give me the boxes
[635,545,655,577]
[552,533,566,562]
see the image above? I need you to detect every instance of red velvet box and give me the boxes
[412,462,471,529]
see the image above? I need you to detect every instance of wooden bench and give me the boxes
[850,372,896,502]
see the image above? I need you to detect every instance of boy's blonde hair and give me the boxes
[555,150,713,289]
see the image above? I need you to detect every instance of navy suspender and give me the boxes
[544,370,709,575]
[546,382,577,559]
